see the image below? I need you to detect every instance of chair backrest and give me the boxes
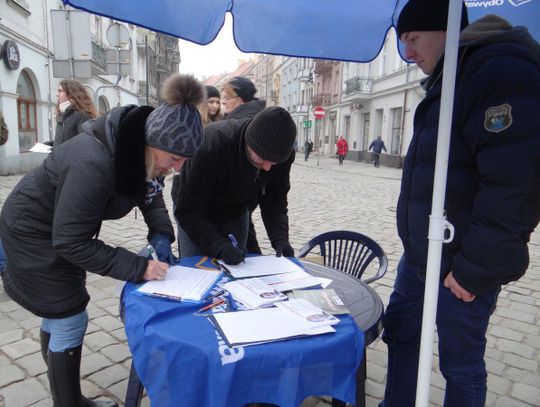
[298,230,388,284]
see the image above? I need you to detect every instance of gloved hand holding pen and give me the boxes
[149,233,176,265]
[219,234,246,265]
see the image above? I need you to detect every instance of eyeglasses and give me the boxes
[222,95,239,101]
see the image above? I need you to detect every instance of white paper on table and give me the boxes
[259,270,330,292]
[136,265,222,302]
[223,278,288,309]
[274,298,340,327]
[209,306,335,347]
[219,255,304,278]
[29,143,52,153]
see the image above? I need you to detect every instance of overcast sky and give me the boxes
[177,14,253,80]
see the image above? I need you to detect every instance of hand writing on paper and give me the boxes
[444,272,475,302]
[143,260,169,281]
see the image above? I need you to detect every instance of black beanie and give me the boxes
[245,107,297,163]
[228,77,257,102]
[397,0,469,38]
[205,85,220,99]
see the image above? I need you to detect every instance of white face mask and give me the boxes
[58,100,72,113]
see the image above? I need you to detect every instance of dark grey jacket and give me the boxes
[53,106,93,147]
[0,105,174,318]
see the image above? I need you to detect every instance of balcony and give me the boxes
[313,59,334,74]
[312,93,331,106]
[344,76,372,96]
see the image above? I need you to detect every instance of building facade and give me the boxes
[0,0,178,175]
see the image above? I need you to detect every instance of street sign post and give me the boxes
[313,106,325,119]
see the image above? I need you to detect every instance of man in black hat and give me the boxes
[175,106,296,264]
[380,1,540,406]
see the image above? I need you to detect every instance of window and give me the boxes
[390,107,402,155]
[17,70,37,152]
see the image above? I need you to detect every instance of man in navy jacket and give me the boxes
[380,1,540,406]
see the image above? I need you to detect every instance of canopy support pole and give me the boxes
[415,1,462,406]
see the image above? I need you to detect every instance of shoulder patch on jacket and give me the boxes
[484,103,513,133]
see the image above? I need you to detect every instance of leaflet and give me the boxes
[136,265,223,303]
[259,270,332,292]
[223,278,288,309]
[218,255,304,278]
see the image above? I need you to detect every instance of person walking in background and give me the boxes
[200,85,222,125]
[336,136,348,165]
[0,74,205,407]
[175,106,297,265]
[369,135,387,167]
[380,1,540,406]
[53,79,97,147]
[0,109,8,146]
[304,138,313,161]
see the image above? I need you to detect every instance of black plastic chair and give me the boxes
[298,230,388,284]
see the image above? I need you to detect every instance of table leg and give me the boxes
[355,348,367,407]
[125,360,144,407]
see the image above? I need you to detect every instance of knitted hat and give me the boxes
[228,77,257,102]
[245,107,297,163]
[397,0,469,38]
[205,85,220,99]
[145,74,205,157]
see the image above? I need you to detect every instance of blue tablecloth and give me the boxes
[122,256,365,407]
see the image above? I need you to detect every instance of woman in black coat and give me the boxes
[0,74,204,407]
[53,79,97,147]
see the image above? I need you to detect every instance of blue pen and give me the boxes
[228,234,245,263]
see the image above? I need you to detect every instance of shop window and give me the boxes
[16,70,37,152]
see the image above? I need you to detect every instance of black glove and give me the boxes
[273,240,295,257]
[219,243,246,265]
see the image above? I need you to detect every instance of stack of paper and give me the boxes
[218,255,304,278]
[223,278,288,309]
[259,270,332,292]
[209,298,340,347]
[136,265,223,303]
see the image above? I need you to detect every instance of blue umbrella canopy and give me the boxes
[63,0,539,62]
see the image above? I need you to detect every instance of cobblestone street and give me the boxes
[1,154,539,406]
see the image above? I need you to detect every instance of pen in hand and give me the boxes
[228,234,245,263]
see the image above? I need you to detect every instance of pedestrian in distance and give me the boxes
[175,106,297,265]
[304,138,314,161]
[380,1,540,406]
[369,135,387,167]
[53,79,97,147]
[336,136,348,165]
[0,74,205,407]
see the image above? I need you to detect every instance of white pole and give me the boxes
[415,0,462,406]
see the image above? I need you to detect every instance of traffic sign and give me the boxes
[313,106,325,119]
[303,120,312,128]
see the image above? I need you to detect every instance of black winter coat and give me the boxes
[397,17,540,295]
[175,117,294,257]
[0,105,174,318]
[53,106,93,147]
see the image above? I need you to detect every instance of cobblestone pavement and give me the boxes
[1,154,539,406]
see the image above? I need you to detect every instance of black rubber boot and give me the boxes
[40,329,50,365]
[47,345,118,407]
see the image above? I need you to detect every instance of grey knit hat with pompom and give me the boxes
[145,74,205,157]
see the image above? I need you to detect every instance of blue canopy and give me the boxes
[63,0,539,63]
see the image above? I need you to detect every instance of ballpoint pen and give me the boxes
[146,244,158,261]
[228,234,245,263]
[198,298,226,312]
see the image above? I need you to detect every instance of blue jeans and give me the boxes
[178,211,250,258]
[380,257,500,407]
[41,310,89,352]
